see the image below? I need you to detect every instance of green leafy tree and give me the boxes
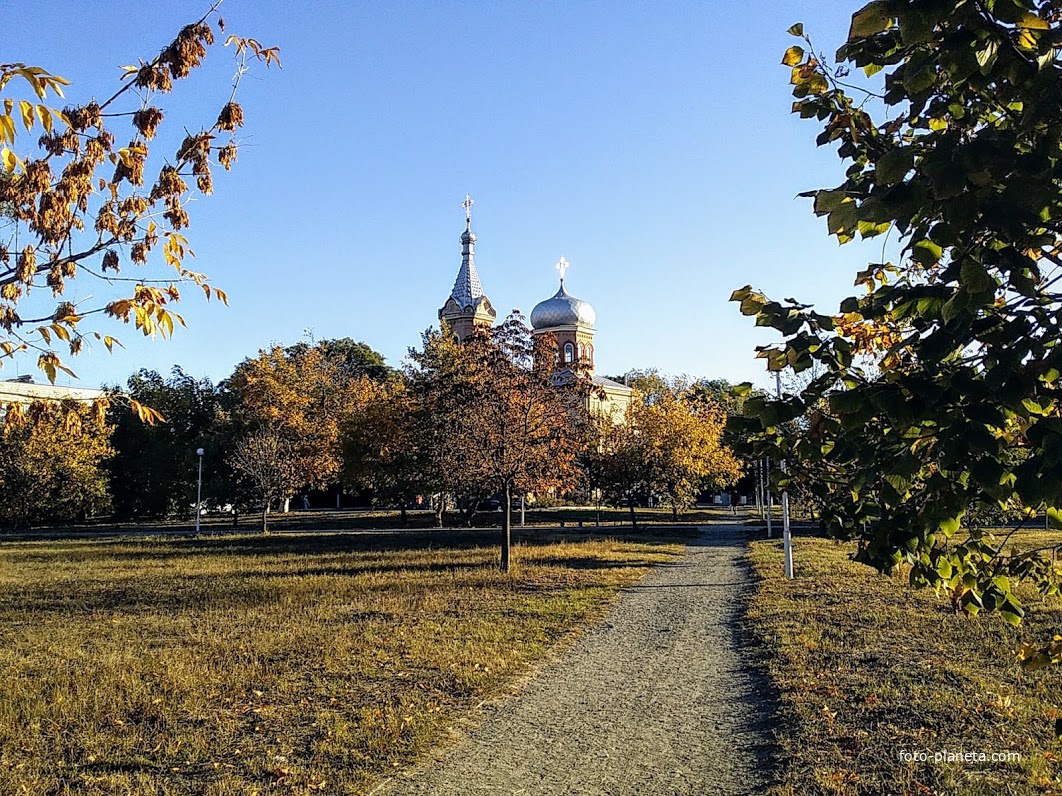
[732,2,1062,635]
[107,367,221,518]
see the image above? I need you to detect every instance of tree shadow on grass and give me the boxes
[2,526,692,566]
[0,540,682,618]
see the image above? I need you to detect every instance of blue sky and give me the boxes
[5,0,889,391]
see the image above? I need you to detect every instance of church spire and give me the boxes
[450,194,483,307]
[439,194,496,341]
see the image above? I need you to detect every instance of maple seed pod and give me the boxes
[132,107,164,140]
[216,102,244,132]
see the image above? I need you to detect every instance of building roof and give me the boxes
[446,194,491,311]
[0,377,107,403]
[530,282,597,330]
[592,373,632,393]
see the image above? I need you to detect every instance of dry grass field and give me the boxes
[0,528,686,794]
[747,530,1062,796]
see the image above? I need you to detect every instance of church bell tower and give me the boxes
[438,195,496,341]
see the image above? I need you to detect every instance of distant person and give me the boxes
[730,491,739,515]
[301,493,310,511]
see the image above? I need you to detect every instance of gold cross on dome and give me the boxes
[555,256,570,285]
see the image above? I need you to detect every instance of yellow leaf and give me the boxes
[18,100,34,132]
[0,147,16,173]
[782,45,804,66]
[0,115,15,146]
[1018,12,1049,30]
[37,104,52,134]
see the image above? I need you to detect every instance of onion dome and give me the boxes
[530,256,596,329]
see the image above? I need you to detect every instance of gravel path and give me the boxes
[372,523,776,796]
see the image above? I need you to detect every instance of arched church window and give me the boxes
[577,343,583,360]
[587,344,594,362]
[564,342,575,363]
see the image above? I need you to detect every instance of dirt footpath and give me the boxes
[373,524,777,796]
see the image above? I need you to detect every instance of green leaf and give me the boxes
[1023,397,1047,416]
[936,557,953,579]
[876,148,912,185]
[813,189,846,215]
[788,22,804,37]
[999,601,1025,626]
[942,289,969,322]
[939,514,962,535]
[1047,506,1062,530]
[976,39,999,73]
[849,1,892,40]
[959,259,996,294]
[911,239,943,267]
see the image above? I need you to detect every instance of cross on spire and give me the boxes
[555,255,570,286]
[462,194,474,229]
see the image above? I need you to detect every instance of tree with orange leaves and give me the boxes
[408,315,586,570]
[0,4,278,421]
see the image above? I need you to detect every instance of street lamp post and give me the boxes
[195,448,205,534]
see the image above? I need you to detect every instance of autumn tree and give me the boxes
[593,381,742,526]
[342,380,427,526]
[408,316,586,570]
[0,401,113,528]
[226,339,385,504]
[732,1,1062,644]
[229,430,298,533]
[0,6,278,402]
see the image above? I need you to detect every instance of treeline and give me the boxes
[0,316,742,541]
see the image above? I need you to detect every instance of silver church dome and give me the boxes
[530,284,597,329]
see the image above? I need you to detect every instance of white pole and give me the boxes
[775,372,794,579]
[520,495,525,527]
[195,447,204,534]
[756,457,765,520]
[766,471,773,539]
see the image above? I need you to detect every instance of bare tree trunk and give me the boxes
[501,482,512,572]
[672,503,678,522]
[261,501,269,534]
[629,499,637,530]
[399,502,408,527]
[434,494,444,528]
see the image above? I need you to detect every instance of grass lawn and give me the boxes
[747,530,1062,795]
[0,527,687,794]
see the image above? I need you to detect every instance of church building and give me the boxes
[438,196,633,417]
